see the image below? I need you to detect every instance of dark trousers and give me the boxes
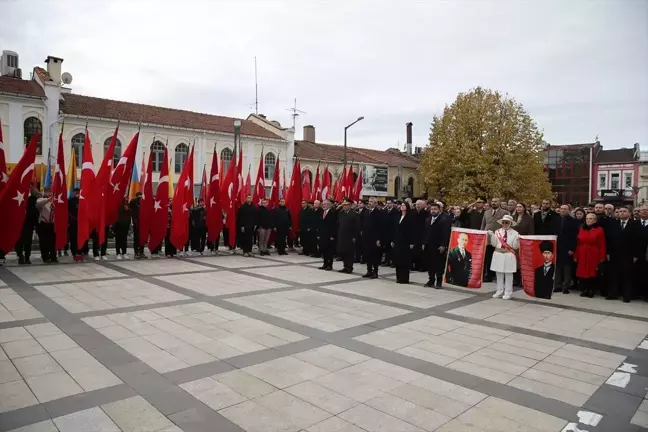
[301,230,312,254]
[580,277,597,296]
[191,228,206,252]
[426,246,446,284]
[320,239,334,267]
[554,262,573,292]
[276,228,288,252]
[240,228,253,253]
[223,228,234,250]
[165,229,176,256]
[91,228,108,257]
[384,243,393,265]
[396,265,410,283]
[341,251,354,271]
[608,258,636,301]
[638,260,648,300]
[355,235,364,262]
[484,245,495,279]
[114,224,129,255]
[68,223,79,255]
[15,224,35,258]
[37,222,56,262]
[412,244,426,271]
[364,244,381,274]
[133,224,144,255]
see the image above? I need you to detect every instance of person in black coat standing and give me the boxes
[237,195,257,257]
[15,190,39,265]
[355,201,367,263]
[318,200,337,270]
[362,197,386,279]
[554,204,580,294]
[391,202,415,283]
[336,199,360,273]
[68,188,81,261]
[533,199,561,236]
[299,201,313,255]
[637,205,648,301]
[273,199,292,255]
[383,200,400,267]
[607,206,643,302]
[412,200,429,271]
[190,199,207,254]
[424,202,452,288]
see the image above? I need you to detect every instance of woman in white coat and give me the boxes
[488,214,519,300]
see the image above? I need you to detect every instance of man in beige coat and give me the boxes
[481,197,510,282]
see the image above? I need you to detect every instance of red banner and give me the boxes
[519,235,557,299]
[444,228,487,289]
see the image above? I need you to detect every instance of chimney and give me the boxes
[406,122,413,155]
[44,55,64,84]
[303,125,316,142]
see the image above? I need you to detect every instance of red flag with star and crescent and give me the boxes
[92,125,118,244]
[221,149,238,248]
[0,133,38,253]
[170,146,194,249]
[268,156,280,209]
[106,132,139,226]
[139,152,154,247]
[252,150,265,206]
[311,163,321,202]
[52,130,68,251]
[0,117,8,195]
[149,147,169,252]
[206,148,222,243]
[321,165,331,201]
[77,130,95,250]
[287,159,302,235]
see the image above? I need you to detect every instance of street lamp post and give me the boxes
[343,116,364,165]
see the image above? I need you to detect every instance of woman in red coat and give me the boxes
[574,212,607,298]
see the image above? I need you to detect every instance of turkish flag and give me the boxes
[222,149,238,248]
[321,165,331,201]
[106,132,139,226]
[344,164,355,199]
[352,165,363,202]
[252,151,265,205]
[0,118,8,195]
[77,130,95,250]
[0,133,38,253]
[302,168,311,203]
[268,156,280,208]
[148,147,169,252]
[206,149,222,243]
[237,147,244,205]
[199,167,207,203]
[287,159,302,235]
[52,131,68,251]
[170,146,194,249]
[91,125,118,236]
[139,152,154,248]
[311,164,321,202]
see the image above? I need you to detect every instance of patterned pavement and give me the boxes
[1,251,648,432]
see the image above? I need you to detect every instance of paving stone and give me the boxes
[213,369,278,399]
[285,381,359,415]
[180,376,248,410]
[507,376,591,406]
[6,420,58,432]
[101,395,175,432]
[457,406,546,432]
[25,371,84,402]
[366,393,451,431]
[0,358,22,383]
[24,323,62,338]
[53,406,121,431]
[339,404,425,432]
[475,397,568,431]
[243,356,329,389]
[388,383,472,418]
[0,379,38,412]
[35,333,80,352]
[1,338,45,359]
[13,353,63,378]
[253,390,332,429]
[305,416,367,432]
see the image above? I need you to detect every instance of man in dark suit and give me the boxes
[480,197,509,282]
[424,202,452,288]
[554,204,579,294]
[318,199,338,270]
[361,197,386,279]
[534,240,555,299]
[459,198,486,231]
[336,199,360,273]
[607,206,643,302]
[383,200,399,267]
[638,205,648,301]
[445,232,472,287]
[412,200,429,271]
[533,199,561,236]
[355,200,366,263]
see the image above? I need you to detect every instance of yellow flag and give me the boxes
[67,148,78,197]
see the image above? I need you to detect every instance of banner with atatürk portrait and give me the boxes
[519,235,558,299]
[444,228,488,289]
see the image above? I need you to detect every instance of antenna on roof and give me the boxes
[286,98,306,129]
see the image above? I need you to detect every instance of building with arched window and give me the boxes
[104,137,122,166]
[264,152,276,180]
[0,54,294,189]
[71,133,84,167]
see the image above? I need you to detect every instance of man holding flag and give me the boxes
[206,146,222,254]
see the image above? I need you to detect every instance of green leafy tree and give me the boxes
[420,87,552,204]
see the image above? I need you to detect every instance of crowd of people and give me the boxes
[2,187,647,304]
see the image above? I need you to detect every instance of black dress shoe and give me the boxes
[362,272,372,278]
[622,298,630,303]
[18,256,25,265]
[337,268,349,273]
[562,289,570,294]
[325,266,333,271]
[435,282,442,289]
[369,273,378,279]
[25,257,32,265]
[605,296,618,301]
[553,288,562,293]
[318,265,327,270]
[424,281,434,288]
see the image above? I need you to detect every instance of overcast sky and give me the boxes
[1,0,646,151]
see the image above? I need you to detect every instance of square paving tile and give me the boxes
[8,264,126,284]
[385,271,498,294]
[227,288,409,332]
[321,279,473,308]
[109,259,213,275]
[0,289,43,322]
[34,279,189,313]
[186,255,284,269]
[156,270,290,296]
[84,302,305,373]
[242,265,359,284]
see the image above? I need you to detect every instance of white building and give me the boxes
[0,51,294,196]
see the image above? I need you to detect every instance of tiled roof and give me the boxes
[60,94,284,140]
[295,140,419,169]
[33,67,52,82]
[595,148,638,164]
[0,76,46,98]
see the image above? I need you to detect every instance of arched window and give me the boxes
[150,141,165,172]
[71,133,85,167]
[407,177,415,198]
[221,148,233,172]
[24,117,43,155]
[352,171,358,183]
[394,176,401,199]
[103,137,122,166]
[175,143,189,173]
[264,152,276,180]
[302,169,312,184]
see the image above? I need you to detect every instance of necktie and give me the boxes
[621,221,626,230]
[503,230,507,243]
[460,250,465,259]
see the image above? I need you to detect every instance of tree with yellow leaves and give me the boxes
[420,87,552,204]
